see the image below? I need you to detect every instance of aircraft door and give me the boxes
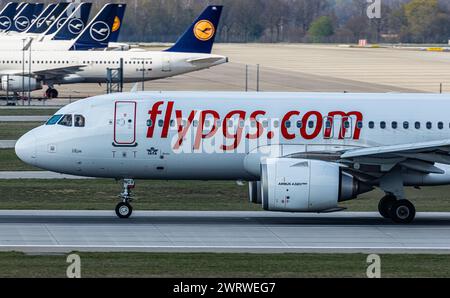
[114,101,137,147]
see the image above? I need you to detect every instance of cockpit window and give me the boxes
[74,115,85,127]
[46,114,63,125]
[58,114,73,127]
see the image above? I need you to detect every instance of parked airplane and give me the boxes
[16,91,450,224]
[0,5,226,98]
[0,2,19,32]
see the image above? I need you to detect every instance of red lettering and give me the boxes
[194,110,220,150]
[246,110,266,139]
[161,101,174,138]
[146,101,164,138]
[281,111,300,140]
[173,109,197,149]
[221,110,246,151]
[300,111,323,140]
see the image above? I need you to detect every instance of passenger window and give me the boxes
[285,121,291,129]
[356,121,363,129]
[58,114,73,127]
[46,114,63,125]
[438,122,444,130]
[74,115,85,127]
[415,122,421,129]
[369,121,374,129]
[158,119,164,127]
[344,121,350,129]
[392,122,398,129]
[380,121,386,129]
[296,121,302,128]
[147,120,153,127]
[426,122,432,129]
[325,120,332,129]
[308,121,314,129]
[403,122,409,129]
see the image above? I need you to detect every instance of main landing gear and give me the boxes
[45,87,59,99]
[378,194,416,224]
[115,179,135,219]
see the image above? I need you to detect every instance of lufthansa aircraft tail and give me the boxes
[31,3,44,23]
[10,2,36,32]
[0,2,19,32]
[51,2,93,40]
[166,5,223,54]
[70,3,126,50]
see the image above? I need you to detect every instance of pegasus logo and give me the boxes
[15,16,30,31]
[0,16,11,30]
[68,18,84,35]
[89,21,110,42]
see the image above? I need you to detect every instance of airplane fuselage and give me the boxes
[15,91,450,185]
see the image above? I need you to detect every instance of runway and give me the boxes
[1,210,450,254]
[0,140,16,149]
[0,171,94,179]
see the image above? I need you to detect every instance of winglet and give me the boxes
[165,5,223,54]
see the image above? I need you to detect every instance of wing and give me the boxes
[0,65,86,81]
[338,139,450,180]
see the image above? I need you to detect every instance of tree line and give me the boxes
[7,0,450,44]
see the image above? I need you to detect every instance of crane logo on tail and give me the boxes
[15,16,30,31]
[193,20,215,41]
[90,21,110,42]
[0,16,11,31]
[68,18,84,35]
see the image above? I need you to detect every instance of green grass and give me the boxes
[0,252,449,278]
[0,149,40,171]
[0,122,43,139]
[1,178,450,211]
[0,179,258,211]
[0,109,57,116]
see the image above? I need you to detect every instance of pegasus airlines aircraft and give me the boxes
[0,5,226,99]
[17,91,450,224]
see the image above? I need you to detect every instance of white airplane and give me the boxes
[15,91,450,224]
[0,5,226,98]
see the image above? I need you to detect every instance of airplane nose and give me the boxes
[15,130,37,166]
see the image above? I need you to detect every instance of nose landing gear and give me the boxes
[115,179,135,219]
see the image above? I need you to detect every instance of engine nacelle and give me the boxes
[261,158,372,212]
[1,76,42,92]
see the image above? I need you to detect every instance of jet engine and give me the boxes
[1,76,42,92]
[261,158,373,212]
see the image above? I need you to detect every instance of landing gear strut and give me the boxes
[115,179,135,219]
[45,87,58,99]
[378,195,416,224]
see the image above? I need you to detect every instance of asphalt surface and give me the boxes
[0,171,93,179]
[0,140,16,149]
[0,210,449,253]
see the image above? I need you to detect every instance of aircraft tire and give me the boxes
[378,195,396,219]
[389,199,416,224]
[115,202,133,219]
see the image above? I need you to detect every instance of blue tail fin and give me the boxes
[31,3,44,23]
[52,3,93,40]
[27,2,70,34]
[11,3,36,32]
[109,4,126,43]
[28,3,57,32]
[166,5,223,54]
[70,3,127,51]
[0,2,19,32]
